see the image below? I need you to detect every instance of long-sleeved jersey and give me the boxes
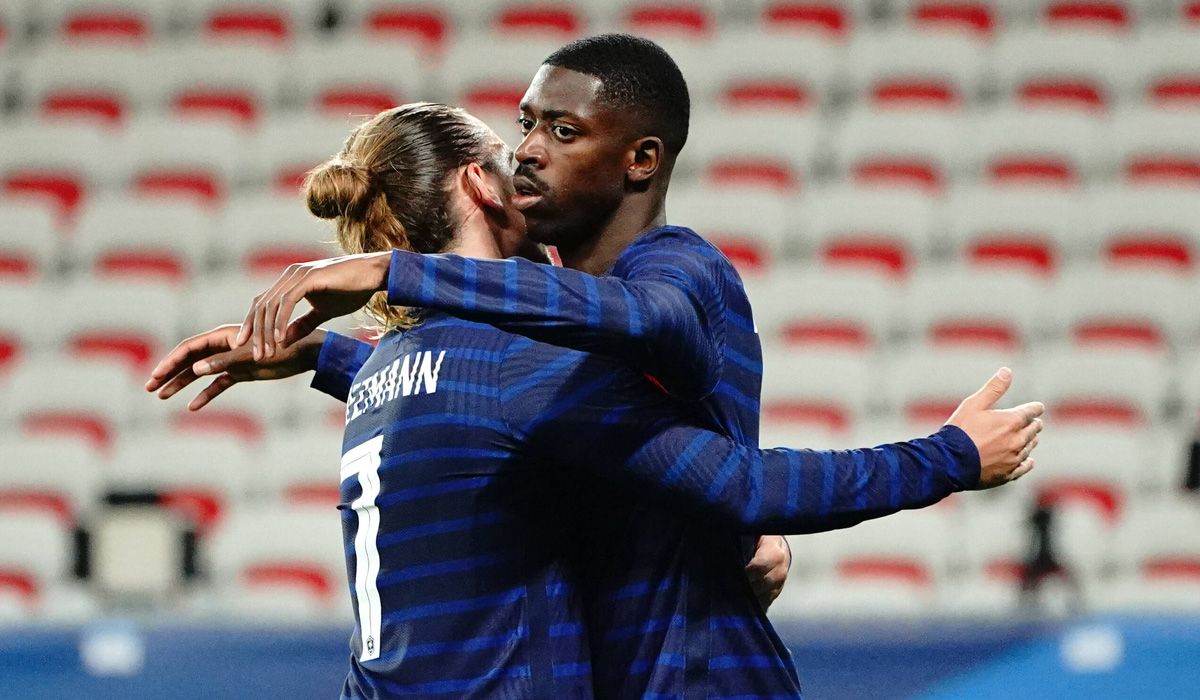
[315,227,981,698]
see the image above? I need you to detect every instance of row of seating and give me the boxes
[5,494,1199,623]
[6,183,1200,277]
[5,28,1200,120]
[4,0,1200,51]
[3,104,1199,229]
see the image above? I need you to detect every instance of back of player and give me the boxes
[337,313,590,699]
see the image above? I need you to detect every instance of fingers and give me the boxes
[145,327,237,391]
[156,366,202,400]
[282,309,323,348]
[1019,416,1044,444]
[1015,434,1039,465]
[964,367,1013,411]
[272,285,308,350]
[188,373,238,411]
[1012,401,1046,425]
[1009,458,1035,482]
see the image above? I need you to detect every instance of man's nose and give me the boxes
[514,131,544,167]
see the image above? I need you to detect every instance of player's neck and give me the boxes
[557,197,667,275]
[449,213,506,261]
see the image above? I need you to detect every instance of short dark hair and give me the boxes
[543,33,690,156]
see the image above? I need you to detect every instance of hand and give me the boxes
[145,324,326,411]
[233,252,392,361]
[745,535,791,610]
[946,367,1044,489]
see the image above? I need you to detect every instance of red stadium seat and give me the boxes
[0,203,58,282]
[946,186,1080,276]
[760,2,852,38]
[908,1,997,37]
[0,512,79,619]
[668,185,792,275]
[252,114,364,194]
[1113,107,1200,187]
[907,268,1044,352]
[57,279,183,372]
[975,109,1102,188]
[261,431,346,508]
[1052,268,1194,351]
[60,8,150,44]
[494,3,585,38]
[760,348,873,434]
[749,267,900,350]
[622,2,714,39]
[832,109,967,192]
[74,197,212,284]
[290,43,422,120]
[1088,187,1200,274]
[1042,1,1132,32]
[993,30,1124,112]
[363,5,448,50]
[0,124,109,225]
[802,185,935,279]
[190,1,300,46]
[0,439,102,526]
[849,31,985,111]
[215,194,337,275]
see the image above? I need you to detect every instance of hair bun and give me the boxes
[304,158,376,220]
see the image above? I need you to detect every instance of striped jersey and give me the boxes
[314,226,982,698]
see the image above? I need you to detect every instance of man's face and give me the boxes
[512,65,632,248]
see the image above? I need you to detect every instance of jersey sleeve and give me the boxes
[309,331,375,402]
[384,238,725,400]
[498,339,981,534]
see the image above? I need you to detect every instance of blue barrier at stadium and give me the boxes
[2,616,1197,699]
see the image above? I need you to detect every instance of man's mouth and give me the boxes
[512,178,544,211]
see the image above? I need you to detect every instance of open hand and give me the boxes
[233,252,392,361]
[947,368,1044,489]
[146,324,326,411]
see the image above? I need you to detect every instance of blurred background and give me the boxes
[1,0,1199,697]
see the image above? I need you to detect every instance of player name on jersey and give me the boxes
[345,350,447,424]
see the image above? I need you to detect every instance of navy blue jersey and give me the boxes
[315,227,982,698]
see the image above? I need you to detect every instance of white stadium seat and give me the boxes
[215,194,340,276]
[72,196,214,283]
[747,266,902,349]
[286,41,425,120]
[903,266,1049,352]
[1050,268,1198,351]
[1085,186,1200,274]
[759,346,877,436]
[831,107,969,191]
[115,118,250,207]
[666,184,794,274]
[1032,347,1175,428]
[992,29,1129,111]
[799,184,937,278]
[0,437,103,523]
[0,511,94,622]
[683,111,822,193]
[249,113,365,194]
[704,30,845,110]
[846,30,986,109]
[882,347,1032,433]
[0,201,60,280]
[20,45,151,127]
[970,107,1105,188]
[1110,106,1200,187]
[944,185,1083,275]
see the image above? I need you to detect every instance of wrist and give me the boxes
[375,251,393,291]
[298,329,328,372]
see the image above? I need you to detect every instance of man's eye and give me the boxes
[551,125,575,139]
[517,117,533,133]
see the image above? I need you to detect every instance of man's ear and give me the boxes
[463,162,505,212]
[626,136,664,184]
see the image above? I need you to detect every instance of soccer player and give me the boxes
[151,41,1042,699]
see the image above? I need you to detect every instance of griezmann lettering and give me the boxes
[346,350,446,424]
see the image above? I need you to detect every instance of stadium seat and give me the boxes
[0,438,102,525]
[116,118,248,207]
[72,196,214,283]
[440,36,566,146]
[945,499,1037,615]
[904,266,1048,352]
[0,355,140,452]
[214,194,339,276]
[1085,186,1200,273]
[882,347,1031,433]
[1178,0,1200,26]
[287,41,425,120]
[1031,426,1160,526]
[1032,346,1175,429]
[1096,496,1200,612]
[33,0,172,44]
[702,30,844,111]
[666,184,794,274]
[1050,268,1197,350]
[798,184,937,278]
[1111,106,1200,187]
[748,266,902,349]
[20,45,149,127]
[0,512,93,622]
[1131,30,1200,107]
[846,30,986,110]
[142,367,300,445]
[992,29,1128,111]
[260,429,347,506]
[55,278,184,373]
[155,43,286,127]
[178,0,323,46]
[754,0,869,39]
[1035,0,1137,32]
[205,506,348,620]
[895,0,1001,38]
[250,113,363,193]
[0,284,61,374]
[683,111,821,193]
[971,108,1104,188]
[105,434,256,533]
[944,185,1081,276]
[780,509,957,618]
[0,201,59,281]
[611,0,721,40]
[0,122,112,223]
[830,107,968,191]
[474,0,592,39]
[350,0,455,51]
[759,346,876,436]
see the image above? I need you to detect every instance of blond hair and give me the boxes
[305,103,504,332]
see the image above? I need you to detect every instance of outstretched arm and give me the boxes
[500,342,1042,534]
[238,232,729,401]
